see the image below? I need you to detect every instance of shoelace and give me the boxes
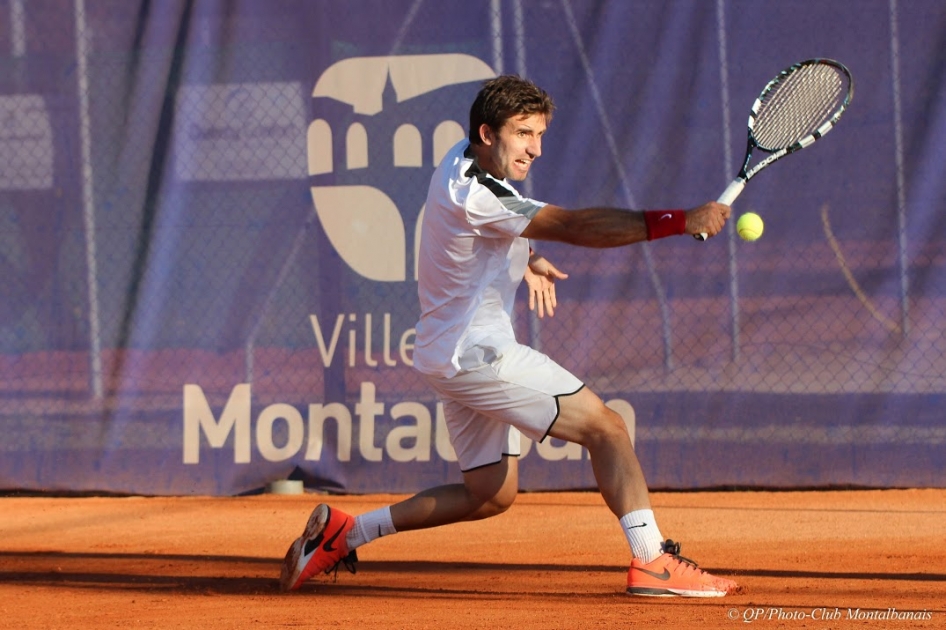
[660,538,739,593]
[324,549,359,581]
[660,539,701,572]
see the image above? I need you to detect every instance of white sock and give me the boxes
[620,509,665,564]
[346,506,397,551]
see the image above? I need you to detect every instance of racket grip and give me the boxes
[695,179,746,241]
[717,179,746,206]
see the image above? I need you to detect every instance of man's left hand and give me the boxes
[524,254,568,318]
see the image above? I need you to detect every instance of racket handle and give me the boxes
[695,179,746,241]
[717,178,746,206]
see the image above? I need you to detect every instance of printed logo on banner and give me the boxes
[0,95,53,190]
[174,82,308,181]
[307,54,495,281]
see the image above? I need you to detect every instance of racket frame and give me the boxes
[697,58,854,240]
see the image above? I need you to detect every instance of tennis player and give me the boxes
[281,75,739,597]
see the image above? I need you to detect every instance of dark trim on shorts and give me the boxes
[540,384,586,443]
[459,453,519,474]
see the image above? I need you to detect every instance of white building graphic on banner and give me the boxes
[306,54,495,281]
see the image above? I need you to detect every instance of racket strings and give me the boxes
[753,65,847,150]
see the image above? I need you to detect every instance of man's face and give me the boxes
[479,113,547,181]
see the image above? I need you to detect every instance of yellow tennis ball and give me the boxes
[737,212,764,241]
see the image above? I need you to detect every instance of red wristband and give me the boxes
[643,210,686,240]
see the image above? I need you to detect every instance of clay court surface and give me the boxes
[2,489,944,629]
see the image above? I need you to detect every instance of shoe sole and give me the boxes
[279,504,330,592]
[627,586,727,598]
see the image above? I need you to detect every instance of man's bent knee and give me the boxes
[462,456,518,519]
[599,407,631,440]
[553,389,631,448]
[471,485,516,518]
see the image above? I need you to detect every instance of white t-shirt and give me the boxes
[413,140,546,377]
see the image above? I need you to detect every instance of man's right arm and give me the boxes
[520,202,730,247]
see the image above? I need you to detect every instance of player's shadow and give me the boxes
[0,550,277,594]
[3,551,945,597]
[727,567,946,582]
[0,551,627,595]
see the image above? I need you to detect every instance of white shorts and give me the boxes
[423,343,584,472]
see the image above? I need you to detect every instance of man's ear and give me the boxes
[478,123,494,146]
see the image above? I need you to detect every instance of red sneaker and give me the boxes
[627,539,742,597]
[280,504,357,591]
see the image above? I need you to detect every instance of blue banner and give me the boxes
[1,0,944,495]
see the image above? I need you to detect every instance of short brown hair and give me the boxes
[468,75,555,145]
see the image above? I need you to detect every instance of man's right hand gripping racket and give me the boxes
[697,58,854,240]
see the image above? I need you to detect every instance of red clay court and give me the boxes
[3,489,943,629]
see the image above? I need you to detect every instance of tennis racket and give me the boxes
[697,58,854,240]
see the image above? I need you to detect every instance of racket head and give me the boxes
[748,58,854,154]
